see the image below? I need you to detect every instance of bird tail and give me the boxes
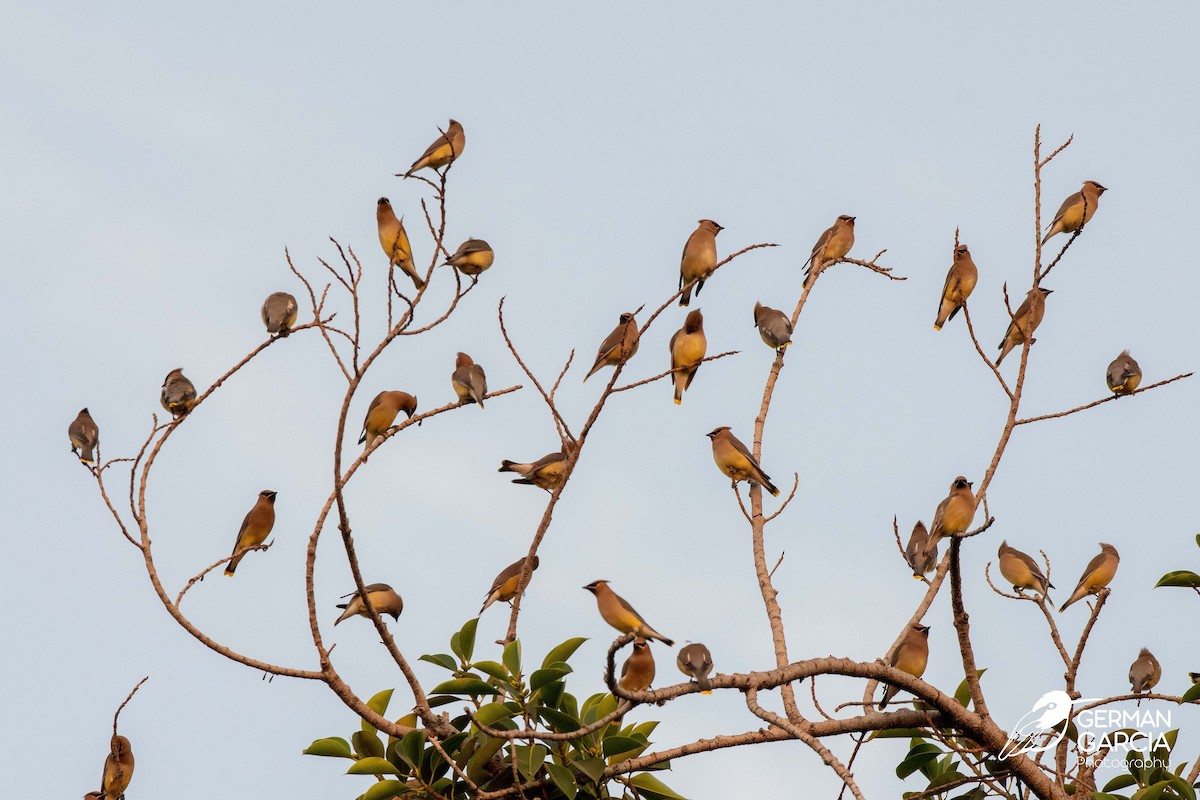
[224,557,240,577]
[333,605,352,625]
[694,277,706,299]
[878,684,896,709]
[762,476,780,497]
[498,460,518,473]
[697,673,712,693]
[679,287,692,307]
[79,445,96,465]
[479,593,498,616]
[473,392,485,409]
[650,631,675,647]
[673,375,684,405]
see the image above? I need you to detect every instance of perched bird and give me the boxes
[225,490,277,576]
[359,391,418,452]
[499,450,569,491]
[668,309,707,405]
[1106,351,1142,396]
[905,521,937,578]
[924,477,976,555]
[69,408,100,465]
[707,427,779,496]
[479,556,540,615]
[996,288,1053,366]
[261,291,299,337]
[676,643,714,693]
[934,245,979,331]
[803,215,855,285]
[401,119,465,178]
[678,219,723,307]
[879,623,930,708]
[618,638,656,693]
[1188,672,1200,684]
[376,197,425,290]
[1059,543,1120,612]
[97,734,134,800]
[451,352,488,408]
[334,583,404,625]
[998,541,1054,597]
[584,580,674,646]
[753,302,793,352]
[1042,180,1107,244]
[160,368,197,419]
[584,312,640,381]
[1128,648,1162,701]
[442,238,494,278]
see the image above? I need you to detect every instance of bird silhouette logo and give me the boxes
[1000,690,1097,759]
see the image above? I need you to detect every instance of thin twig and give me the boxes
[113,676,149,736]
[1016,372,1194,425]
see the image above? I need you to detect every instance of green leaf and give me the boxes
[531,664,573,693]
[581,692,618,725]
[1090,794,1130,800]
[431,678,500,696]
[542,637,589,669]
[868,728,929,740]
[574,756,606,783]
[896,744,942,779]
[361,689,394,734]
[603,734,648,761]
[1165,772,1197,800]
[347,757,402,776]
[514,743,547,780]
[1105,775,1139,792]
[473,702,519,729]
[953,669,987,708]
[1195,532,1200,550]
[538,706,582,732]
[631,721,659,738]
[1155,571,1200,588]
[503,640,522,678]
[303,737,353,758]
[427,694,461,708]
[420,653,459,671]
[540,680,566,708]
[1130,780,1171,800]
[353,730,385,759]
[472,660,510,681]
[398,730,425,771]
[1182,682,1200,703]
[951,789,987,800]
[451,618,479,663]
[465,734,506,783]
[363,780,409,800]
[628,772,689,800]
[546,762,578,800]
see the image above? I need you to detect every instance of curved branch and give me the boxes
[1015,372,1194,425]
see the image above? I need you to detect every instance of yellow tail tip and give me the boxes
[933,324,942,331]
[701,690,713,696]
[673,398,682,405]
[224,570,234,577]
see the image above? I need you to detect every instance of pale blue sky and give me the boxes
[4,2,1199,798]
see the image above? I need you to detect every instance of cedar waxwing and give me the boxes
[1059,543,1120,612]
[1188,672,1200,684]
[905,521,937,579]
[498,450,569,491]
[676,643,714,693]
[753,302,793,352]
[261,291,299,336]
[1128,648,1162,701]
[69,408,100,465]
[934,245,979,331]
[924,477,976,555]
[618,638,656,692]
[1042,180,1107,244]
[452,352,488,408]
[584,312,640,381]
[584,580,674,646]
[668,309,707,405]
[442,238,494,278]
[334,583,404,625]
[707,427,779,496]
[359,391,418,452]
[225,490,277,576]
[803,215,855,285]
[678,219,723,307]
[97,734,134,800]
[996,288,1053,366]
[401,119,465,178]
[160,368,197,419]
[879,623,930,708]
[377,197,425,291]
[1106,351,1142,396]
[479,556,540,615]
[998,540,1054,597]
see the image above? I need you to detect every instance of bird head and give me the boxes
[1085,180,1107,194]
[952,476,972,490]
[684,309,704,330]
[583,580,609,594]
[455,352,474,368]
[839,215,856,225]
[706,426,731,440]
[619,312,636,323]
[698,219,723,233]
[914,624,931,635]
[401,394,418,418]
[955,245,970,258]
[80,407,89,415]
[261,490,278,502]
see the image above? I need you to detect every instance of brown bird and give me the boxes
[401,119,466,178]
[998,540,1053,597]
[676,643,714,693]
[678,219,723,307]
[261,291,299,336]
[584,312,640,381]
[452,352,488,408]
[924,477,975,555]
[160,368,197,419]
[69,408,100,465]
[753,302,793,352]
[905,521,937,578]
[668,309,707,405]
[1106,351,1142,396]
[618,638,656,693]
[359,391,418,452]
[996,288,1053,366]
[1043,180,1107,244]
[442,238,494,278]
[479,556,540,615]
[1128,648,1162,702]
[584,580,674,646]
[334,583,404,625]
[803,215,855,285]
[499,450,570,491]
[934,245,979,331]
[376,197,425,291]
[1059,543,1120,612]
[225,490,277,576]
[707,426,779,496]
[96,734,135,800]
[879,623,930,708]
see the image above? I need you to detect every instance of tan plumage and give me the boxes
[618,638,656,692]
[261,291,299,336]
[934,245,979,330]
[160,368,196,419]
[879,624,930,708]
[676,643,714,693]
[1128,648,1162,699]
[584,580,674,646]
[1106,351,1142,396]
[401,119,465,178]
[442,238,494,277]
[98,734,134,800]
[479,556,540,615]
[996,288,1053,366]
[359,391,418,452]
[707,426,779,496]
[225,490,277,576]
[678,219,722,307]
[998,540,1053,597]
[803,215,855,285]
[669,310,707,405]
[1059,543,1120,612]
[905,521,937,578]
[753,302,793,351]
[69,408,100,465]
[499,450,570,491]
[924,476,975,555]
[334,583,403,625]
[452,352,488,408]
[584,312,640,381]
[1042,180,1107,244]
[376,197,425,290]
